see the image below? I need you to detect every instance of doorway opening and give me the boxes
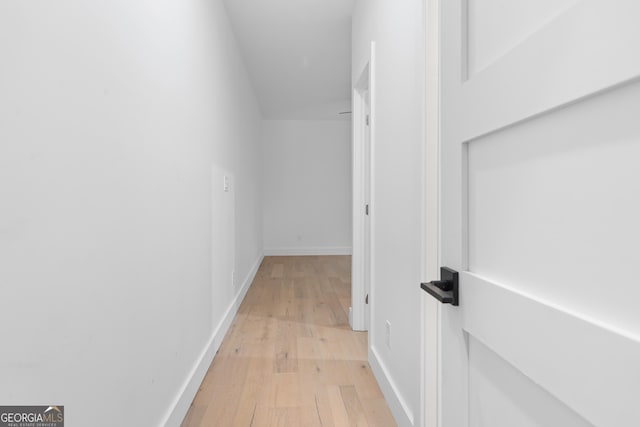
[351,43,375,332]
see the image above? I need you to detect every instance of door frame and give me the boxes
[421,0,441,425]
[351,42,376,332]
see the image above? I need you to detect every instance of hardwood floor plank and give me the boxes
[269,372,300,408]
[271,263,284,279]
[181,256,397,427]
[327,385,351,427]
[340,385,369,427]
[274,321,298,373]
[231,356,273,425]
[360,397,399,427]
[347,361,384,401]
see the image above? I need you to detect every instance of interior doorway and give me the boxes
[351,43,375,332]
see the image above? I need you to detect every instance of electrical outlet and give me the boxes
[386,320,391,349]
[223,175,230,192]
[231,270,235,286]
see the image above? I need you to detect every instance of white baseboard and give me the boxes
[264,246,352,256]
[160,254,264,427]
[369,345,415,427]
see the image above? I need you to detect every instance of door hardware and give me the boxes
[421,267,459,306]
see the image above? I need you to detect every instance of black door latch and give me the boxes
[420,267,459,306]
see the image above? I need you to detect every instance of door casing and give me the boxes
[351,42,376,332]
[421,0,441,424]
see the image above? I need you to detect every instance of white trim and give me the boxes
[351,83,366,331]
[160,254,263,427]
[369,345,415,426]
[368,43,377,336]
[351,42,376,333]
[421,293,441,427]
[421,0,442,425]
[263,247,352,256]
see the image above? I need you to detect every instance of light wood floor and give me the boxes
[181,256,397,427]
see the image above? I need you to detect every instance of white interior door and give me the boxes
[434,1,640,426]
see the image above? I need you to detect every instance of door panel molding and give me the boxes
[463,272,640,427]
[468,335,592,427]
[464,0,580,78]
[458,0,640,143]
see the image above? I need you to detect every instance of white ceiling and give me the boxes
[223,0,354,120]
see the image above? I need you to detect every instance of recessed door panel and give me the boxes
[468,336,593,427]
[465,0,579,77]
[467,79,640,335]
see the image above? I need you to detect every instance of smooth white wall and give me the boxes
[352,1,425,426]
[0,1,262,426]
[263,120,352,255]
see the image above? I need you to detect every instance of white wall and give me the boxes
[0,1,262,426]
[263,120,352,255]
[352,1,425,426]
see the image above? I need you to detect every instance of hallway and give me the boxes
[0,2,424,424]
[181,256,396,426]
